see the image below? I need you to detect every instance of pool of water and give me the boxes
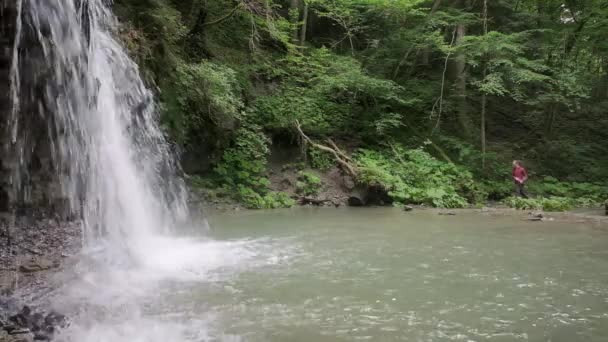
[51,208,608,341]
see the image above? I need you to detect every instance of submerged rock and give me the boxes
[528,212,544,221]
[1,307,67,342]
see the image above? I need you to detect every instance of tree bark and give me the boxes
[453,22,471,139]
[290,0,300,43]
[298,2,309,46]
[544,104,556,138]
[481,0,488,169]
[481,85,487,168]
[421,0,443,66]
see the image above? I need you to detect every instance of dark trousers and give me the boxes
[514,182,528,198]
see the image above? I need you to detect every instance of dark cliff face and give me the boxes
[0,2,68,220]
[0,1,17,215]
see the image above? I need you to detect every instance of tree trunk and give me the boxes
[290,0,300,43]
[481,0,488,169]
[299,2,308,46]
[481,88,487,169]
[421,0,442,65]
[453,22,471,139]
[544,103,556,138]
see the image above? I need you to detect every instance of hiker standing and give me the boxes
[512,160,529,198]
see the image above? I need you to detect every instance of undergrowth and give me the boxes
[354,145,485,208]
[296,171,323,196]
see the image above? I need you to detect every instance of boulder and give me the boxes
[347,196,365,207]
[18,258,55,273]
[342,176,355,190]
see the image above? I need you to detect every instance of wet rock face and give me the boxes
[0,1,73,219]
[0,1,17,216]
[0,306,68,342]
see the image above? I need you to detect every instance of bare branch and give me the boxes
[294,121,358,178]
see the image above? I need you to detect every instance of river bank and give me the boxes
[202,201,608,227]
[0,219,81,341]
[0,219,81,296]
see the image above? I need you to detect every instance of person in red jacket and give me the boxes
[512,160,529,198]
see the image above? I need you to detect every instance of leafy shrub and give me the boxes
[215,126,270,192]
[237,185,295,209]
[503,196,573,212]
[481,180,513,200]
[541,197,573,212]
[503,197,541,211]
[355,145,484,208]
[251,87,347,134]
[215,126,294,209]
[308,148,334,170]
[265,192,296,209]
[296,171,323,196]
[527,176,607,203]
[438,136,511,181]
[162,61,243,146]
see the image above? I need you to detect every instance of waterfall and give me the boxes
[9,0,188,263]
[3,2,246,340]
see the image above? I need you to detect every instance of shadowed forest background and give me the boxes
[113,0,608,210]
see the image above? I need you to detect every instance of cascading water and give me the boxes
[9,0,188,261]
[5,0,259,340]
[5,0,281,339]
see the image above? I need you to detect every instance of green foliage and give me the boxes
[296,171,323,196]
[481,180,513,201]
[114,0,608,210]
[251,86,346,134]
[355,145,483,208]
[237,185,295,209]
[308,148,334,170]
[503,197,573,212]
[214,126,295,209]
[527,177,608,203]
[438,136,510,180]
[251,48,407,137]
[163,61,243,145]
[215,126,270,192]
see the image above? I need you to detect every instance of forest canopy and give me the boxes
[114,0,608,209]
